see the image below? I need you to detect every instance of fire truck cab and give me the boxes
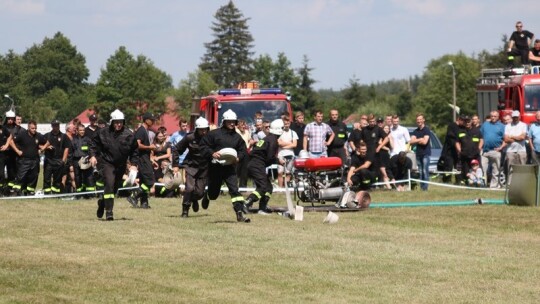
[191,81,292,128]
[477,67,540,124]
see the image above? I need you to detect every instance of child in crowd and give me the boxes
[467,159,485,187]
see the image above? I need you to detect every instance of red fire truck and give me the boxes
[191,82,292,127]
[476,67,540,124]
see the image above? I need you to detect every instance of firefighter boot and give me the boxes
[181,193,192,217]
[104,199,114,221]
[181,203,190,218]
[233,202,250,223]
[96,197,105,219]
[191,200,199,212]
[244,194,258,214]
[258,196,272,215]
[127,188,141,208]
[201,192,210,210]
[140,192,151,209]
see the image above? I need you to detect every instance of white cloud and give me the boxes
[0,0,44,15]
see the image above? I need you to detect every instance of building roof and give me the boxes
[73,97,184,136]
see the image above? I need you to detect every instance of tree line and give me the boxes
[0,0,508,137]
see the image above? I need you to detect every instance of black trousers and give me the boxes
[14,157,40,193]
[0,153,7,188]
[507,48,530,65]
[136,156,155,193]
[351,169,374,190]
[98,160,126,199]
[74,164,96,192]
[328,146,347,165]
[247,159,273,202]
[6,150,18,188]
[207,163,243,202]
[43,158,65,193]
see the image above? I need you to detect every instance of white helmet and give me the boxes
[298,150,310,159]
[195,117,209,129]
[5,110,15,118]
[222,109,237,121]
[110,109,125,123]
[269,119,284,136]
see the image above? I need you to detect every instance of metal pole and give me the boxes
[448,62,457,122]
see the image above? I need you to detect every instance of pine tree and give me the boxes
[293,55,318,112]
[199,1,254,87]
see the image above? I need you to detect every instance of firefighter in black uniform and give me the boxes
[4,110,22,195]
[72,124,96,195]
[11,120,48,196]
[85,114,100,139]
[0,121,12,195]
[244,119,281,214]
[89,109,138,221]
[172,117,210,218]
[347,142,376,191]
[127,112,156,209]
[440,116,465,184]
[200,109,250,223]
[43,120,71,195]
[327,109,349,164]
[455,116,483,184]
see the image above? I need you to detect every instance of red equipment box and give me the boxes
[303,157,342,172]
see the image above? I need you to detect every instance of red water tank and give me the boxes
[293,158,307,169]
[304,157,342,172]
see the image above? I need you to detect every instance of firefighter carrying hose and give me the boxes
[200,109,250,223]
[89,109,138,221]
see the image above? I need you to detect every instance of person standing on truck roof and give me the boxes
[507,21,534,67]
[504,111,528,185]
[529,39,540,66]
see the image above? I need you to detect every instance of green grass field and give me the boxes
[1,187,539,303]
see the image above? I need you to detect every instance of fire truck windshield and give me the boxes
[217,100,288,126]
[524,84,540,112]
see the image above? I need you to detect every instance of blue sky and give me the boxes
[0,0,538,90]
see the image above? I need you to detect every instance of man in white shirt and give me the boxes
[504,110,528,184]
[389,115,410,156]
[277,117,298,187]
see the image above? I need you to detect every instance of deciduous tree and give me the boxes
[95,46,172,124]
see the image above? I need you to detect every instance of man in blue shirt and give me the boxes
[480,111,506,188]
[169,118,189,164]
[409,113,431,191]
[528,111,540,165]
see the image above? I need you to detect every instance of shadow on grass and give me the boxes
[165,214,211,218]
[97,217,133,221]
